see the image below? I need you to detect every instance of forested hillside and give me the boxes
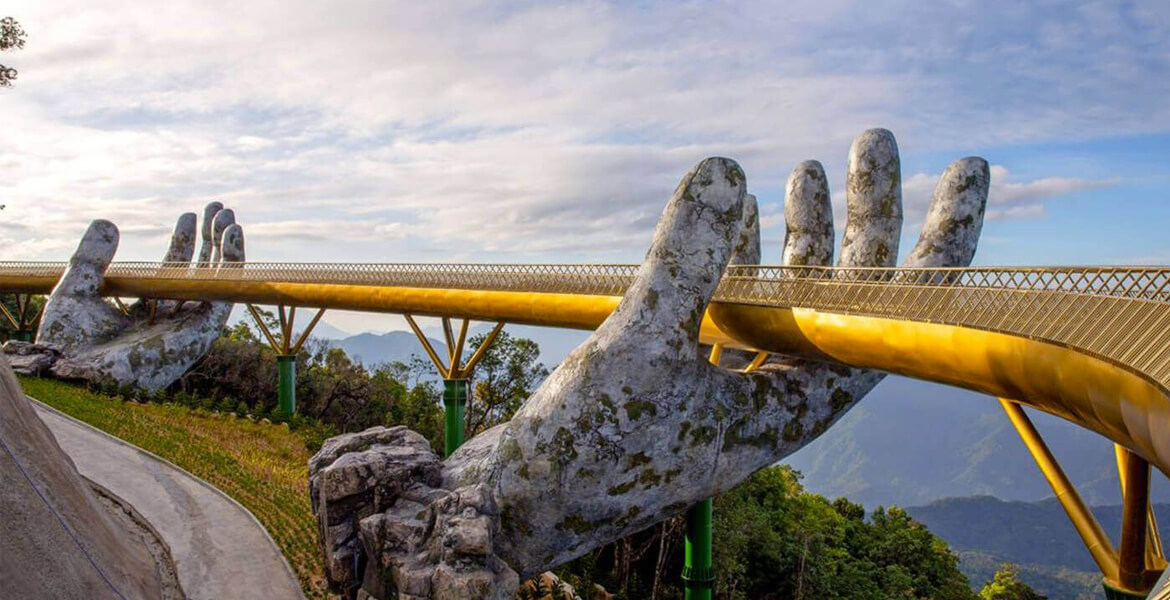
[908,495,1170,599]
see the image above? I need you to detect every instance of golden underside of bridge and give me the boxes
[2,261,1168,595]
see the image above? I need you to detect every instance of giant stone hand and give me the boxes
[309,129,991,600]
[34,203,245,391]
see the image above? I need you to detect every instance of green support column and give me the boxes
[443,379,468,457]
[277,354,296,419]
[16,330,33,342]
[1101,582,1147,600]
[683,498,714,600]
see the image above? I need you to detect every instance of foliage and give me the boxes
[0,294,45,340]
[173,323,445,450]
[979,563,1047,600]
[1,17,26,87]
[555,465,978,600]
[467,330,549,434]
[19,375,328,599]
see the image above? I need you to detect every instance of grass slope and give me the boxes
[19,376,327,599]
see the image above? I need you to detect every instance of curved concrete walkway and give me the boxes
[31,399,306,600]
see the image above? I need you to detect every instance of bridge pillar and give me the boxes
[683,498,714,600]
[680,345,734,599]
[443,379,468,457]
[1102,582,1148,600]
[277,354,296,419]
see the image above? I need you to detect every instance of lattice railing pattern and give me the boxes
[0,262,1166,390]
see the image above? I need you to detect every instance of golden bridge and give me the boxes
[2,261,1169,598]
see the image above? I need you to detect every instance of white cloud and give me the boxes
[0,0,1166,263]
[901,165,1117,223]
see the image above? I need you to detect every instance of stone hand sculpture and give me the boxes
[27,202,244,390]
[309,129,991,600]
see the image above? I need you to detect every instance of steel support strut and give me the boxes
[1001,399,1160,598]
[404,315,505,456]
[1108,446,1163,599]
[1001,399,1120,579]
[1,293,42,342]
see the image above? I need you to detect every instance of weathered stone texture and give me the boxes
[310,129,992,599]
[29,204,243,391]
[840,128,902,267]
[310,427,517,600]
[783,160,834,266]
[905,157,990,268]
[1,341,61,375]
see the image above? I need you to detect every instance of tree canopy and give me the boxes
[979,563,1047,600]
[1,17,26,87]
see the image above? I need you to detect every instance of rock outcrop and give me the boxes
[309,129,992,599]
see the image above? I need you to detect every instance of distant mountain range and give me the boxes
[907,495,1170,599]
[334,330,444,367]
[784,377,1170,507]
[329,322,591,371]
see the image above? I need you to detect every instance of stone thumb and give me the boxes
[55,219,118,298]
[608,157,746,351]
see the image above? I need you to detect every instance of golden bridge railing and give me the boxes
[1,262,1167,390]
[717,266,1170,394]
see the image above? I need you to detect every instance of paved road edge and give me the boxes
[29,396,308,600]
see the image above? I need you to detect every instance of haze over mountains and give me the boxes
[906,496,1170,600]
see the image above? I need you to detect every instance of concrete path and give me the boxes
[31,399,306,600]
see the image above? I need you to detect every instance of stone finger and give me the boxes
[163,212,197,263]
[729,193,760,266]
[37,220,127,352]
[782,160,834,267]
[211,208,236,263]
[607,157,746,353]
[220,224,245,263]
[56,219,118,297]
[903,157,989,269]
[838,128,902,268]
[197,201,224,264]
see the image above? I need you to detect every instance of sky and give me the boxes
[2,0,1169,334]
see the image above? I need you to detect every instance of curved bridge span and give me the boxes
[2,261,1169,596]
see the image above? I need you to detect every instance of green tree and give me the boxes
[466,330,548,434]
[1,17,26,87]
[375,361,445,452]
[979,563,1047,600]
[706,465,978,600]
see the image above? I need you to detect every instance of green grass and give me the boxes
[19,375,328,600]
